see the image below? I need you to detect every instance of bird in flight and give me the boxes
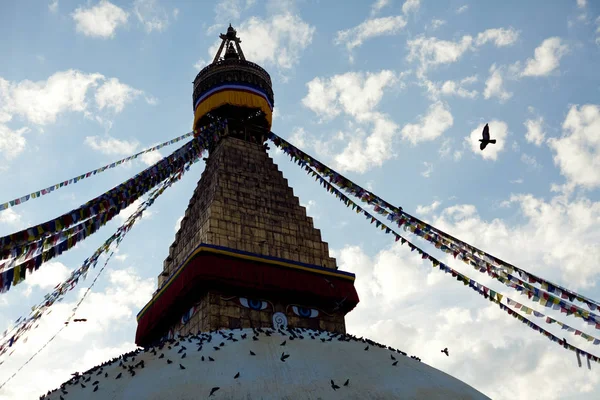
[479,124,496,150]
[441,348,449,357]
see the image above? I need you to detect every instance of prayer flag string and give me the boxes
[0,131,197,211]
[0,155,198,388]
[0,123,221,252]
[0,126,221,359]
[267,131,600,313]
[302,162,600,362]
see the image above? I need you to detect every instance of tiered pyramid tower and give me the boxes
[135,25,359,347]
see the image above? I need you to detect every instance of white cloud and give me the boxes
[71,0,129,39]
[84,135,139,155]
[548,104,600,189]
[401,102,453,145]
[140,150,163,166]
[0,208,22,228]
[302,70,399,121]
[524,117,546,146]
[209,13,315,70]
[0,267,154,399]
[465,121,508,161]
[430,19,446,30]
[370,0,391,16]
[49,0,58,13]
[577,0,587,8]
[407,28,519,77]
[402,0,420,14]
[194,59,208,71]
[0,70,104,125]
[209,0,256,32]
[335,16,407,61]
[521,153,542,169]
[407,35,473,76]
[22,262,71,297]
[288,127,307,148]
[596,16,600,46]
[475,27,520,47]
[456,5,468,13]
[416,200,442,215]
[0,125,28,161]
[421,161,433,178]
[301,71,404,173]
[438,138,452,158]
[95,78,143,113]
[174,215,183,232]
[0,71,146,133]
[483,64,512,102]
[338,190,600,399]
[510,178,524,184]
[431,75,478,99]
[332,113,400,173]
[521,37,569,77]
[117,199,153,223]
[134,0,173,33]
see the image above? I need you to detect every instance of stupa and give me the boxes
[41,25,490,400]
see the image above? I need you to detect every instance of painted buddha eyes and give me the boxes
[292,306,319,318]
[236,297,319,318]
[239,297,269,311]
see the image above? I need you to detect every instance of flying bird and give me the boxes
[209,387,220,397]
[479,124,496,151]
[343,379,349,387]
[249,350,256,356]
[331,380,340,391]
[93,386,98,392]
[441,348,449,357]
[179,364,186,370]
[234,372,240,379]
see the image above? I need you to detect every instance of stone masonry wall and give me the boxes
[158,136,337,287]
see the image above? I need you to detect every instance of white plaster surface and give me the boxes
[43,328,490,400]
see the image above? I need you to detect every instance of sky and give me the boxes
[0,0,600,398]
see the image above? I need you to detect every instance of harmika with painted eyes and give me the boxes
[167,294,329,340]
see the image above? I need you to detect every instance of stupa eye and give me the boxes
[239,297,269,311]
[292,306,319,318]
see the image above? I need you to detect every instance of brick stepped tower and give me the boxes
[135,25,359,347]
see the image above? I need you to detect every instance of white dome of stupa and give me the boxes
[41,327,489,400]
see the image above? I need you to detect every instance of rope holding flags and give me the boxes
[0,153,199,389]
[0,131,197,211]
[267,131,600,314]
[0,125,224,361]
[0,123,223,294]
[298,161,600,364]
